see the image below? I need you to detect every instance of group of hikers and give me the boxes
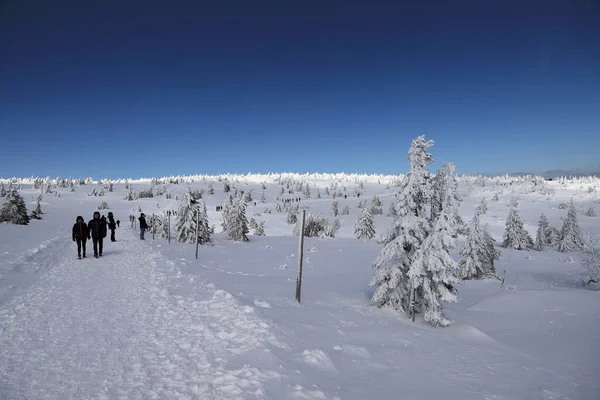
[71,212,148,259]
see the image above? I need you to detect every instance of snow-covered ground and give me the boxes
[1,174,599,399]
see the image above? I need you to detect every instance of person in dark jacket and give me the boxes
[88,211,107,258]
[107,211,117,242]
[138,213,148,240]
[72,216,88,259]
[116,219,120,228]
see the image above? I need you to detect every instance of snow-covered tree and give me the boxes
[224,195,249,242]
[535,213,549,251]
[0,183,6,197]
[325,218,341,238]
[586,207,596,217]
[342,205,350,215]
[260,190,266,203]
[476,198,488,215]
[331,200,339,217]
[558,199,584,252]
[223,181,231,193]
[303,183,311,198]
[254,221,265,236]
[502,208,533,250]
[286,203,298,224]
[371,195,382,207]
[175,188,211,244]
[30,199,43,220]
[388,201,397,217]
[221,194,235,233]
[207,184,215,195]
[355,207,375,240]
[582,234,600,285]
[430,162,462,237]
[371,136,434,319]
[546,226,561,247]
[459,214,500,279]
[0,190,29,225]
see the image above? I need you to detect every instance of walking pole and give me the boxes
[195,207,200,259]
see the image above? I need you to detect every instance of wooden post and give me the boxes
[195,206,200,259]
[409,287,416,322]
[168,212,171,244]
[152,213,155,240]
[295,209,306,303]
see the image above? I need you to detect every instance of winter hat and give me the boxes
[76,216,84,222]
[93,211,100,218]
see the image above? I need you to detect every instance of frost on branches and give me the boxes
[558,199,584,252]
[535,213,549,251]
[459,213,500,280]
[502,208,533,250]
[224,194,249,242]
[355,206,375,240]
[0,190,30,225]
[174,188,211,244]
[371,136,459,327]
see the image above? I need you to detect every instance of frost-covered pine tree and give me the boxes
[342,205,350,215]
[0,190,30,225]
[30,199,43,219]
[476,198,488,215]
[388,201,397,217]
[254,221,265,236]
[260,190,266,203]
[224,194,249,242]
[303,183,311,198]
[223,181,231,193]
[175,188,211,244]
[0,183,6,197]
[371,136,434,317]
[286,203,298,224]
[546,226,561,247]
[430,162,462,235]
[459,214,499,280]
[221,194,234,232]
[502,208,534,250]
[355,206,375,240]
[331,200,339,217]
[535,213,549,251]
[558,199,584,252]
[316,188,321,199]
[586,207,596,217]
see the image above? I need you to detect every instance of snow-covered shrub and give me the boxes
[331,200,339,217]
[293,213,329,237]
[342,205,350,215]
[476,198,488,215]
[97,201,110,210]
[558,202,568,209]
[325,218,341,238]
[585,207,596,217]
[30,200,43,220]
[535,213,549,251]
[254,221,265,236]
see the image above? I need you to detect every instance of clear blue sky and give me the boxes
[1,0,599,179]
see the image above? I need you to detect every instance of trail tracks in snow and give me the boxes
[0,235,282,399]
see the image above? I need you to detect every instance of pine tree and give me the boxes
[0,183,6,197]
[175,188,211,244]
[430,162,462,235]
[546,226,561,246]
[388,201,397,217]
[331,200,339,217]
[535,213,549,251]
[459,214,499,279]
[371,136,434,317]
[476,198,488,215]
[355,207,375,240]
[260,190,266,203]
[30,199,43,220]
[254,221,266,236]
[303,183,311,198]
[0,190,30,225]
[558,199,584,252]
[221,194,235,233]
[502,208,534,250]
[342,205,350,215]
[225,195,249,242]
[286,203,298,224]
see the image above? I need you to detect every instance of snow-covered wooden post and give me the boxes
[195,206,200,259]
[295,209,306,303]
[152,213,155,240]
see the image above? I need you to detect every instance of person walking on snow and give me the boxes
[116,219,120,228]
[72,216,88,259]
[88,211,107,258]
[139,213,148,240]
[107,211,117,242]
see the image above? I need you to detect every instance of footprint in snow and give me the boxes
[254,300,271,308]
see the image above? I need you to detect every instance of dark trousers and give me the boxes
[92,237,104,256]
[110,229,116,241]
[76,237,87,256]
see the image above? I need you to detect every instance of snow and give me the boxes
[1,174,599,399]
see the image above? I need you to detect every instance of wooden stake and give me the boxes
[295,209,306,303]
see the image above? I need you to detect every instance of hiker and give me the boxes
[72,216,88,259]
[107,211,117,242]
[139,213,148,240]
[116,219,120,228]
[88,211,107,258]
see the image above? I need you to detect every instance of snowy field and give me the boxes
[1,173,599,399]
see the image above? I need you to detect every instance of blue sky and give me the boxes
[1,0,599,179]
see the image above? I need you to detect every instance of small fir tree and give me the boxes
[254,221,266,236]
[331,200,339,217]
[535,213,549,251]
[342,205,350,215]
[459,214,499,279]
[0,190,30,225]
[175,188,211,244]
[558,199,584,252]
[30,200,42,220]
[225,195,249,242]
[355,207,375,240]
[502,208,533,250]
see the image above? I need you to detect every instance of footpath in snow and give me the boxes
[0,232,283,400]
